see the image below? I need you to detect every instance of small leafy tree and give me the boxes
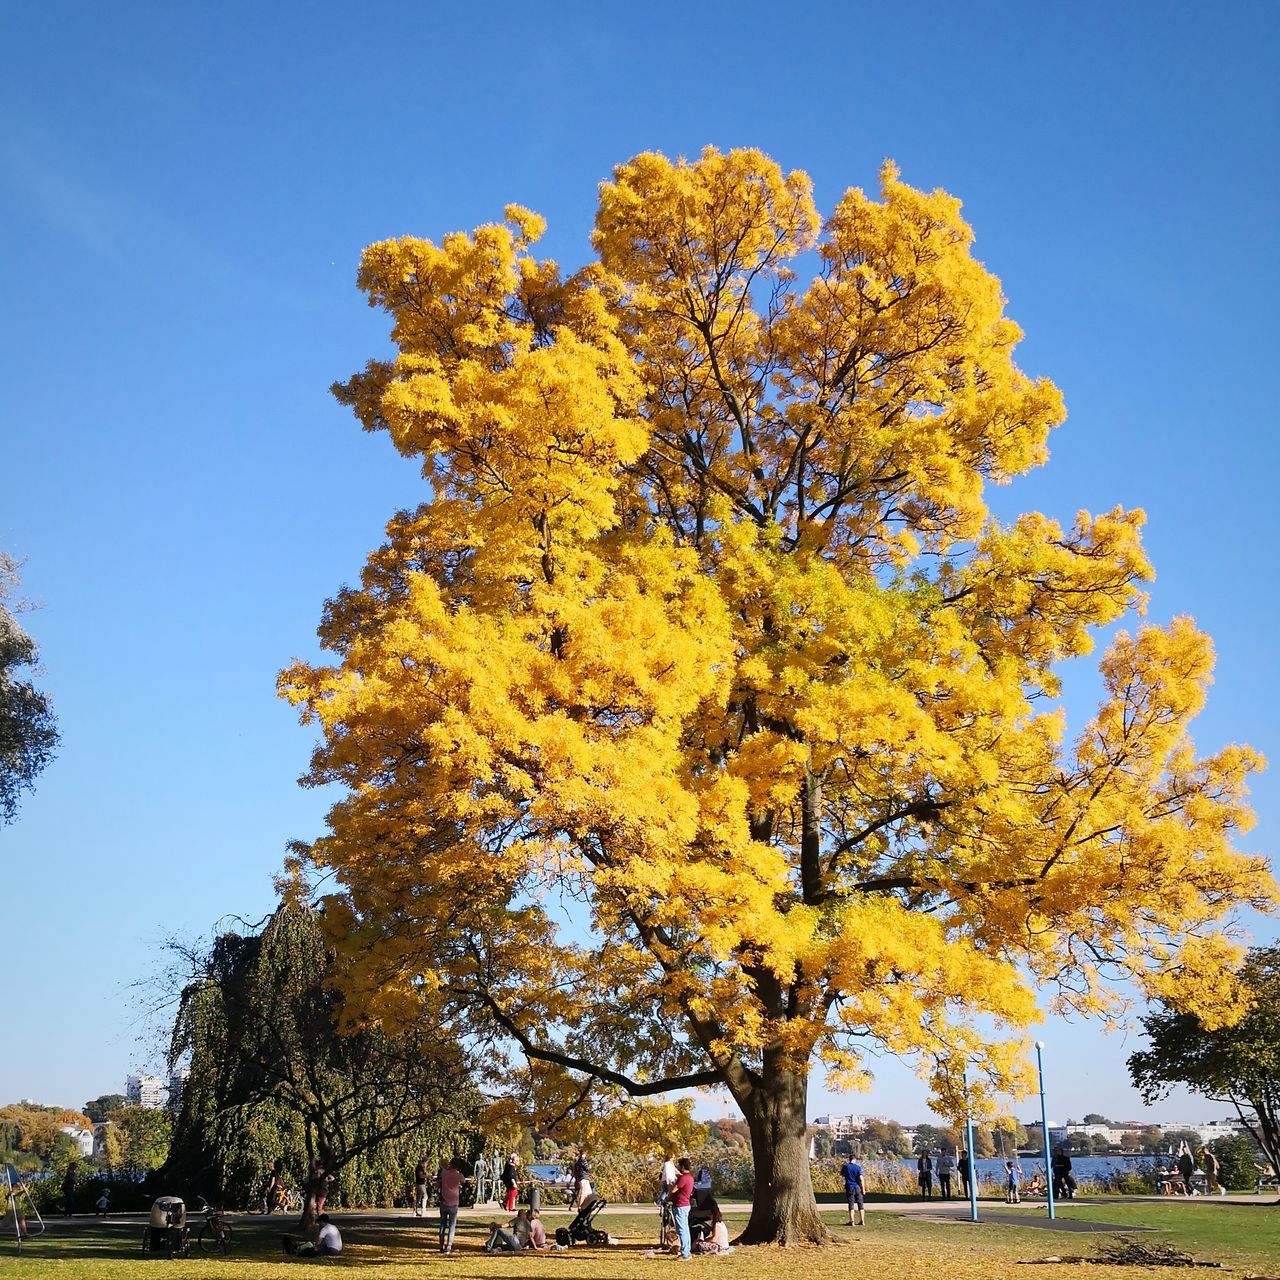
[1130,945,1280,1188]
[0,553,59,824]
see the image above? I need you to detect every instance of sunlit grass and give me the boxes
[1,1201,1277,1279]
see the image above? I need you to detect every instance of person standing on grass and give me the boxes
[916,1149,933,1198]
[437,1159,465,1254]
[672,1157,695,1260]
[839,1152,865,1227]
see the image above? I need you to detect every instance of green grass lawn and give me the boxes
[1,1201,1277,1280]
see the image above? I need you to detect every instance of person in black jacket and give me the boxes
[957,1149,972,1199]
[1051,1146,1075,1199]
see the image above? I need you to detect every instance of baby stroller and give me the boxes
[555,1194,611,1246]
[658,1192,714,1249]
[141,1196,189,1258]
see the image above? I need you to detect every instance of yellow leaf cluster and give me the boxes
[282,147,1274,1129]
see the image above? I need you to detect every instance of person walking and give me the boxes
[62,1161,77,1217]
[916,1150,934,1198]
[671,1157,695,1259]
[437,1159,465,1254]
[1177,1145,1196,1196]
[936,1148,955,1199]
[839,1152,865,1227]
[571,1150,590,1208]
[414,1158,429,1218]
[957,1148,972,1200]
[1202,1147,1222,1196]
[501,1153,520,1213]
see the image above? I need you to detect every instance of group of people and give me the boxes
[914,1149,961,1199]
[409,1149,596,1255]
[1155,1146,1223,1196]
[659,1155,730,1259]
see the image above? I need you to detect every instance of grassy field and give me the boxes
[2,1201,1277,1280]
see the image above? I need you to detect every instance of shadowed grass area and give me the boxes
[1,1202,1277,1279]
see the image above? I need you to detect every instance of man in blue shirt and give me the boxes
[839,1154,865,1227]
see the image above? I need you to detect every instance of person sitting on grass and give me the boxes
[485,1207,533,1252]
[283,1212,342,1257]
[694,1206,733,1255]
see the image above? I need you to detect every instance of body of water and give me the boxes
[895,1155,1152,1184]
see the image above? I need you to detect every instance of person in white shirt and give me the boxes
[659,1154,678,1202]
[315,1215,343,1256]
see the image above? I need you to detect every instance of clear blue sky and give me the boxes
[2,0,1277,1127]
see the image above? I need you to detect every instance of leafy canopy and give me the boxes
[0,552,58,824]
[1129,946,1280,1173]
[282,147,1273,1126]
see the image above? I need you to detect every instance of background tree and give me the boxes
[83,1095,127,1125]
[1129,945,1280,1186]
[1082,1113,1111,1125]
[0,552,58,824]
[104,1105,171,1179]
[1139,1125,1165,1154]
[283,147,1275,1243]
[1209,1133,1262,1191]
[166,902,477,1229]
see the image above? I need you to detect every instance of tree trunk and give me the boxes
[298,1187,318,1235]
[737,1064,830,1244]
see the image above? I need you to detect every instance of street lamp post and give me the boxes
[1036,1040,1056,1220]
[963,1065,980,1223]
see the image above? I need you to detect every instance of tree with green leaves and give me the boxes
[166,903,478,1229]
[0,553,58,824]
[83,1095,127,1125]
[1129,945,1280,1190]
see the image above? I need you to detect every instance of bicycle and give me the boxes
[196,1198,234,1254]
[246,1185,296,1215]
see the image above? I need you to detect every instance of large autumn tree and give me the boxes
[282,149,1274,1243]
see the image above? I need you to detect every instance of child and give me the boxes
[1005,1159,1021,1204]
[95,1188,110,1216]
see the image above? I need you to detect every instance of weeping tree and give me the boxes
[281,147,1274,1243]
[167,903,478,1230]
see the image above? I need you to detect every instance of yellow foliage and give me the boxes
[282,147,1274,1140]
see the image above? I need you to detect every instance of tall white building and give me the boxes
[125,1073,166,1109]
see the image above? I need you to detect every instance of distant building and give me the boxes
[125,1073,166,1110]
[167,1068,190,1110]
[812,1113,890,1137]
[59,1124,94,1157]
